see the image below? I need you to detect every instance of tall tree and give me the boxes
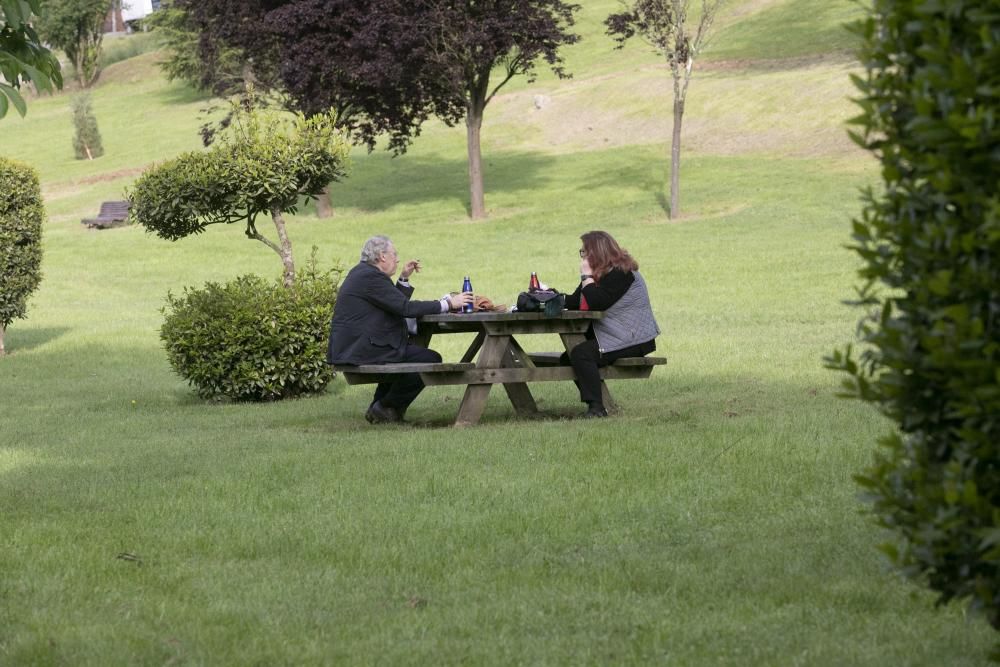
[0,0,63,118]
[36,0,113,87]
[167,0,580,220]
[607,0,723,218]
[419,0,580,219]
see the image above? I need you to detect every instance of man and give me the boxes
[327,235,473,424]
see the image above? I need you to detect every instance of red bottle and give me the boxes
[529,272,541,291]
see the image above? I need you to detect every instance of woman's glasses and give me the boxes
[579,249,587,257]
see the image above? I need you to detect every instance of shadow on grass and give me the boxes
[328,150,561,214]
[2,326,71,354]
[151,82,215,107]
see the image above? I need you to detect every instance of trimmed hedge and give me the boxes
[828,0,1000,645]
[161,259,341,401]
[0,158,44,353]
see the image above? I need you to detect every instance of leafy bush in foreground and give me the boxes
[0,158,44,356]
[161,258,341,401]
[828,0,1000,648]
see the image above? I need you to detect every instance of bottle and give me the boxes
[462,275,474,313]
[529,272,541,291]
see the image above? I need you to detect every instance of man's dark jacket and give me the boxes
[327,262,443,365]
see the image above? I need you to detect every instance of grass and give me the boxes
[1,0,996,664]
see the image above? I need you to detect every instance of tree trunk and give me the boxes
[466,104,486,220]
[669,97,684,219]
[0,324,6,357]
[315,186,334,218]
[270,208,296,288]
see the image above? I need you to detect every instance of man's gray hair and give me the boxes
[360,235,394,264]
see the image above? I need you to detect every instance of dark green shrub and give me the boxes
[161,257,342,401]
[0,158,44,357]
[827,0,1000,645]
[71,93,104,160]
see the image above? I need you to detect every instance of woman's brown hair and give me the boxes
[581,231,638,280]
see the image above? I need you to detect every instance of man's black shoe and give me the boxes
[583,404,608,418]
[365,401,403,424]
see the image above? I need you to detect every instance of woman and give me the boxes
[563,231,660,418]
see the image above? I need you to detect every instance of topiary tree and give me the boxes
[0,158,45,357]
[128,101,350,288]
[70,92,103,159]
[826,0,1000,648]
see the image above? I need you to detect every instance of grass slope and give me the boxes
[1,1,994,664]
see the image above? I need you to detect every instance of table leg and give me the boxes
[501,340,538,417]
[454,334,510,427]
[559,332,618,412]
[460,331,486,363]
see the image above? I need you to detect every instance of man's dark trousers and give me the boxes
[372,345,442,413]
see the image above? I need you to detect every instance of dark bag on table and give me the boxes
[516,289,565,317]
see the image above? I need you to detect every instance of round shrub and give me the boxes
[161,261,341,401]
[0,157,44,356]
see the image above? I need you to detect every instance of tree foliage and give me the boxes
[164,0,579,219]
[128,101,350,287]
[606,0,722,218]
[826,0,1000,645]
[0,0,63,118]
[36,0,112,87]
[0,157,44,356]
[146,0,279,105]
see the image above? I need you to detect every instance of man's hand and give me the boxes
[447,292,474,311]
[400,259,421,280]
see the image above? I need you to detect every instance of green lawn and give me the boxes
[1,1,995,664]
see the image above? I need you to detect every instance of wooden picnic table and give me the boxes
[417,311,661,426]
[334,310,666,426]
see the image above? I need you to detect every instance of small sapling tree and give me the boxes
[0,158,45,357]
[606,0,723,218]
[71,93,104,159]
[128,101,350,288]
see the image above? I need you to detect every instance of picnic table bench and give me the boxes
[332,311,666,426]
[81,200,130,229]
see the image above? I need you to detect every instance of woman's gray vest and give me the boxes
[593,271,660,353]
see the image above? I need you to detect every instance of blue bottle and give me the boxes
[462,276,474,313]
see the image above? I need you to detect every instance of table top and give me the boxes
[420,310,603,323]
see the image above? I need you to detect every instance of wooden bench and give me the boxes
[528,351,667,375]
[81,200,131,229]
[332,362,476,385]
[332,355,666,386]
